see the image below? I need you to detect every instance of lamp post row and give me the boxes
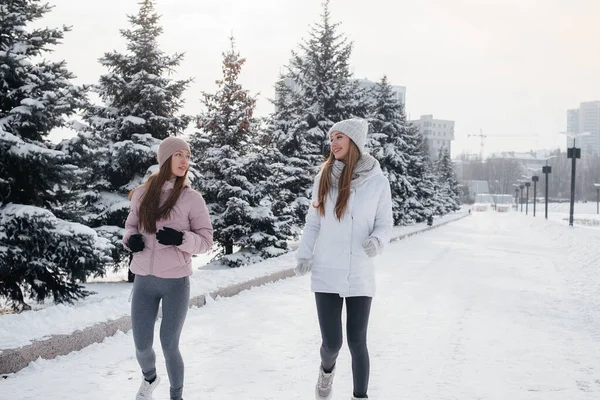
[515,162,551,219]
[517,143,600,223]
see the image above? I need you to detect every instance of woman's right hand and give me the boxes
[295,258,311,276]
[128,234,145,253]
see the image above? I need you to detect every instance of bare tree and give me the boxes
[578,154,600,200]
[485,158,523,194]
[545,150,570,199]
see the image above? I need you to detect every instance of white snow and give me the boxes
[122,115,146,125]
[0,204,54,220]
[5,135,64,158]
[111,139,154,154]
[87,116,112,127]
[9,105,32,116]
[20,98,45,109]
[544,201,600,228]
[0,251,297,351]
[0,213,466,351]
[53,219,103,238]
[0,205,110,251]
[95,191,128,208]
[9,41,31,55]
[2,211,600,399]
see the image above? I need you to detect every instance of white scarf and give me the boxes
[330,154,379,188]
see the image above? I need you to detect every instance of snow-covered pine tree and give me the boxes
[60,0,192,269]
[267,0,369,223]
[366,76,421,225]
[262,77,316,227]
[0,0,112,310]
[434,148,462,213]
[191,38,292,268]
[403,123,440,222]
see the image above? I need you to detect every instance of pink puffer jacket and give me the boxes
[122,179,213,278]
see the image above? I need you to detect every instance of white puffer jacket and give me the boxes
[297,162,393,297]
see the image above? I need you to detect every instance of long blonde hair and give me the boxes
[128,158,188,233]
[315,142,360,220]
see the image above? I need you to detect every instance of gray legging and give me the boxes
[131,274,190,400]
[315,292,373,399]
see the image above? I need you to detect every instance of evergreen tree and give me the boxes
[61,0,191,268]
[434,148,462,213]
[191,38,292,267]
[366,76,421,225]
[0,0,111,310]
[267,0,369,223]
[92,0,191,143]
[405,124,439,222]
[263,78,316,226]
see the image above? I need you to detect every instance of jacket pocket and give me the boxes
[181,250,191,265]
[131,252,150,274]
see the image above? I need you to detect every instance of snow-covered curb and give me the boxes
[0,212,469,375]
[0,269,296,375]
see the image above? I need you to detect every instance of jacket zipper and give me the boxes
[149,235,157,275]
[347,189,355,295]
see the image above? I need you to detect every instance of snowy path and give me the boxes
[3,212,600,399]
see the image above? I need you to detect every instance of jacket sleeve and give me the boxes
[370,177,394,253]
[297,177,321,261]
[177,191,213,255]
[122,188,143,251]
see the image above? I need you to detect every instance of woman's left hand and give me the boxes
[362,237,380,257]
[156,227,184,246]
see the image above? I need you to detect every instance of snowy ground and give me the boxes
[542,201,600,227]
[486,200,600,227]
[2,211,600,399]
[0,211,467,351]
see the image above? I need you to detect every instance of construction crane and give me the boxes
[468,129,539,159]
[468,129,487,160]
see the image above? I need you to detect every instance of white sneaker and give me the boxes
[135,375,160,399]
[315,365,335,400]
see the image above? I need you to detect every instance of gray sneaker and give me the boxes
[315,365,335,400]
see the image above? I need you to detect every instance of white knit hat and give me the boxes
[328,118,369,154]
[157,137,191,166]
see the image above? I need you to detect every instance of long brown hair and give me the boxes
[315,141,360,220]
[128,157,188,233]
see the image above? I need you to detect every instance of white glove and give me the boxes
[362,237,380,258]
[295,258,311,276]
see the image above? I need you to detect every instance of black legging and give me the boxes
[315,292,373,398]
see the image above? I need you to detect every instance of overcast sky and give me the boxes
[40,0,600,157]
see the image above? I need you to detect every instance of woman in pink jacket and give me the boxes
[122,137,213,400]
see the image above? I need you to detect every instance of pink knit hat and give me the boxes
[157,137,191,166]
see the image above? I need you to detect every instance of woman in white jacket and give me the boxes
[296,118,393,400]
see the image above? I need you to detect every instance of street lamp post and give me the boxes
[519,184,524,212]
[514,187,519,210]
[542,156,556,220]
[543,165,552,219]
[567,147,580,226]
[594,183,600,214]
[532,176,539,217]
[525,182,531,215]
[562,132,590,227]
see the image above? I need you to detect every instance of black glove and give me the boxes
[128,234,145,253]
[156,227,183,246]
